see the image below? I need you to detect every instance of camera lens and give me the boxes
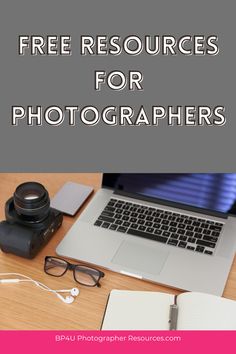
[13,182,50,223]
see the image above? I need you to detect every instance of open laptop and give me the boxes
[56,173,236,296]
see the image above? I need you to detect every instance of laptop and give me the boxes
[56,173,236,296]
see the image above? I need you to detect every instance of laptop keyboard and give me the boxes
[94,198,224,255]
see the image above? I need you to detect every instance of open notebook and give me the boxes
[101,290,236,330]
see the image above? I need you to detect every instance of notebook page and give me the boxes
[177,292,236,330]
[102,290,174,330]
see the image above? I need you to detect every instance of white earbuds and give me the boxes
[51,287,80,303]
[55,287,80,297]
[0,273,80,304]
[70,287,79,296]
[56,294,75,304]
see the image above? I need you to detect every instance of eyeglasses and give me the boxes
[44,256,105,287]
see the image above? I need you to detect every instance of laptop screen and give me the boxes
[102,174,236,215]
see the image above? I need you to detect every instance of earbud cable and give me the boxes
[0,272,73,298]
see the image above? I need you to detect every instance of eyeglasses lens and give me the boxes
[74,265,100,286]
[45,257,68,276]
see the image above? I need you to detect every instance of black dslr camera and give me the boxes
[0,182,63,258]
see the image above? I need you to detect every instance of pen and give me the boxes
[169,295,178,330]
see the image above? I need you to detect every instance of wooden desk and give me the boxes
[0,173,235,329]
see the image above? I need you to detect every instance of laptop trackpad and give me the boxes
[111,238,169,275]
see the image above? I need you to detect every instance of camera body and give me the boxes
[0,182,63,258]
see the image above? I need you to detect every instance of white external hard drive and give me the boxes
[50,181,94,216]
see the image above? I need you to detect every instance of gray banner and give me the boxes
[0,0,235,172]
